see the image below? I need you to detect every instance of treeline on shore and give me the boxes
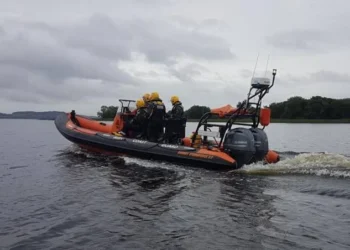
[1,96,348,122]
[96,95,350,123]
[269,96,350,119]
[0,111,65,120]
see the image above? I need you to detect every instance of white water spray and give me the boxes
[239,153,350,178]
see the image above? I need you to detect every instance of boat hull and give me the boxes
[55,113,239,170]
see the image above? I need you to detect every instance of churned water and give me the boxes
[0,119,350,249]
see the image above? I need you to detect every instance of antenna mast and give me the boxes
[264,54,270,77]
[252,53,260,79]
[246,53,260,109]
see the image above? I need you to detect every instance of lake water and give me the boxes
[1,119,350,249]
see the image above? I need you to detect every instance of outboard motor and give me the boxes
[223,128,256,168]
[250,128,269,162]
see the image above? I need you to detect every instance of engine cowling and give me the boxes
[223,128,256,168]
[250,127,269,161]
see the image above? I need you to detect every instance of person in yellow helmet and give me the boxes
[147,92,166,142]
[168,95,184,120]
[164,95,186,143]
[121,99,148,138]
[142,93,151,107]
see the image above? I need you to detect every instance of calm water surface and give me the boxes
[0,120,350,249]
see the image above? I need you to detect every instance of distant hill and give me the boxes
[0,111,66,120]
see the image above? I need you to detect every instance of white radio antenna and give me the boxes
[252,53,260,79]
[246,53,260,109]
[264,54,270,77]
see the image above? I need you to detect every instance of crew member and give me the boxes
[168,95,184,120]
[121,99,148,137]
[142,93,151,107]
[147,92,166,142]
[165,96,186,143]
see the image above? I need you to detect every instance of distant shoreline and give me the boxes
[93,117,350,123]
[1,111,348,123]
[186,118,350,124]
[1,117,348,123]
[0,111,65,121]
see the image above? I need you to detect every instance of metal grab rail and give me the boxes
[191,69,277,147]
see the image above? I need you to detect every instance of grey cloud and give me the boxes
[309,70,350,82]
[125,18,235,63]
[169,63,207,82]
[0,65,29,89]
[134,70,161,78]
[12,13,235,67]
[129,0,176,5]
[138,34,234,63]
[7,16,133,62]
[266,29,326,52]
[195,18,231,34]
[180,82,248,109]
[240,69,253,78]
[199,19,224,27]
[16,20,61,35]
[0,12,236,108]
[283,70,350,84]
[1,89,46,104]
[0,71,124,104]
[0,22,139,84]
[283,74,307,84]
[61,15,235,80]
[0,19,141,105]
[61,14,134,61]
[169,15,199,28]
[31,14,235,64]
[266,25,350,53]
[170,16,231,34]
[0,42,116,83]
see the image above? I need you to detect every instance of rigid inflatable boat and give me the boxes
[55,69,280,170]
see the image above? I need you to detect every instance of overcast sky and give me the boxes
[1,0,349,115]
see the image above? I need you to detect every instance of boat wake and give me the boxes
[238,152,350,178]
[121,156,190,171]
[56,145,350,178]
[55,145,192,172]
